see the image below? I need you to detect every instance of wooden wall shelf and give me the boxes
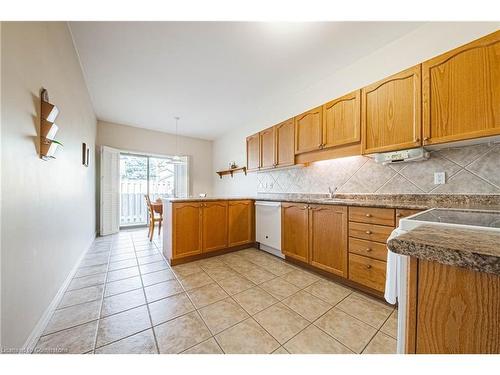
[216,167,247,179]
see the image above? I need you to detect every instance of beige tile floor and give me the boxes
[33,228,398,354]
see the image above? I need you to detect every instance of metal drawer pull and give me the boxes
[366,248,372,252]
[365,230,372,234]
[366,265,372,269]
[365,213,372,217]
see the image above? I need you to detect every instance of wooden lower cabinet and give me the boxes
[309,205,348,277]
[165,200,254,264]
[281,203,309,263]
[202,201,228,253]
[348,206,395,293]
[407,259,500,354]
[282,203,348,277]
[228,200,254,247]
[172,202,203,258]
[348,253,387,292]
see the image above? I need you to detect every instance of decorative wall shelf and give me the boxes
[40,88,63,160]
[216,166,247,179]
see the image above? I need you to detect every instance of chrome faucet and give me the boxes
[328,186,337,198]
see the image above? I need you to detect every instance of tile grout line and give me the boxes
[91,234,124,353]
[278,288,356,353]
[42,233,397,354]
[133,234,161,354]
[35,241,113,341]
[203,251,348,353]
[231,250,396,353]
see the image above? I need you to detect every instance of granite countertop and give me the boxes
[163,193,500,210]
[388,224,500,275]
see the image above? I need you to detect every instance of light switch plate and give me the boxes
[434,172,446,185]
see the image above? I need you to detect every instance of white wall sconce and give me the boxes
[40,88,63,160]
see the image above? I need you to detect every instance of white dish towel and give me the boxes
[385,227,409,354]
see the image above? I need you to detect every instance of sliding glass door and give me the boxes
[119,153,189,226]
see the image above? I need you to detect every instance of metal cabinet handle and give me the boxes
[366,265,372,269]
[365,230,372,234]
[365,213,372,217]
[366,248,372,252]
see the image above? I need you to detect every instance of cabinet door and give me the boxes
[422,31,500,145]
[202,201,228,253]
[323,90,361,148]
[228,200,254,247]
[416,260,500,354]
[259,126,276,170]
[361,65,422,154]
[395,209,421,227]
[281,203,309,263]
[173,202,202,258]
[309,205,348,277]
[246,133,260,171]
[294,106,323,154]
[275,118,295,167]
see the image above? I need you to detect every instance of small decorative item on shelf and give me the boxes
[82,142,90,167]
[40,88,63,160]
[228,161,237,169]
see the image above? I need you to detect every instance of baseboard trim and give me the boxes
[21,231,97,353]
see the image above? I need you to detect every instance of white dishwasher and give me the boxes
[255,201,283,258]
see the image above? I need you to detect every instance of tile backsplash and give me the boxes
[257,143,500,195]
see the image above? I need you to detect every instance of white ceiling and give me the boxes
[69,22,424,140]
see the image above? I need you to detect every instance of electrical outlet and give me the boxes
[434,172,446,185]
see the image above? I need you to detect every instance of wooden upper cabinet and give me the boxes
[246,133,260,171]
[323,90,361,149]
[259,126,276,170]
[281,203,309,263]
[422,31,500,145]
[202,201,228,253]
[275,118,295,167]
[294,106,323,154]
[361,65,422,154]
[228,200,254,247]
[173,202,202,258]
[309,205,348,277]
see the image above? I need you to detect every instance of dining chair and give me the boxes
[144,194,163,241]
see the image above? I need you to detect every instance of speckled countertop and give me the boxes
[387,224,500,275]
[164,193,500,274]
[163,193,500,210]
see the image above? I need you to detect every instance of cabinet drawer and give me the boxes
[349,237,388,262]
[349,254,386,292]
[349,222,393,243]
[396,209,421,227]
[349,206,395,226]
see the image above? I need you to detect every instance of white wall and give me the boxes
[1,22,97,349]
[96,120,213,197]
[213,22,500,196]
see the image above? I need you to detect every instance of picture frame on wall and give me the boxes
[82,142,90,167]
